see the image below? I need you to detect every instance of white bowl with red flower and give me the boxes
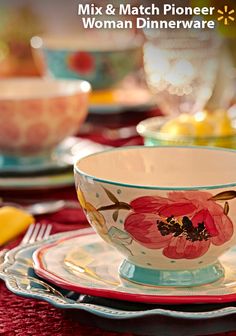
[75,146,236,287]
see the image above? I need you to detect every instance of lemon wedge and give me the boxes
[161,114,195,136]
[193,111,215,137]
[0,206,34,245]
[215,110,235,136]
[160,110,235,138]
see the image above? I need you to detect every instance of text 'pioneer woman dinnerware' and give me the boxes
[74,146,236,287]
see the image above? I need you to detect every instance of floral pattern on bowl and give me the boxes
[68,52,95,75]
[77,188,235,260]
[38,45,142,90]
[0,78,90,167]
[125,191,234,260]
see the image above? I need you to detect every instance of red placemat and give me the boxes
[0,282,134,336]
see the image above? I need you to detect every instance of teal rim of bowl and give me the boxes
[136,117,236,142]
[74,145,236,191]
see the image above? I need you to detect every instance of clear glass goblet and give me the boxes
[143,30,221,116]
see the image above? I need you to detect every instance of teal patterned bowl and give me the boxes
[32,35,143,90]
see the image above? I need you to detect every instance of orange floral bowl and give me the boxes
[0,78,90,169]
[75,146,236,287]
[31,34,143,90]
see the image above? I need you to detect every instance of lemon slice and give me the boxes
[0,206,34,245]
[161,114,195,136]
[215,110,235,136]
[193,111,215,137]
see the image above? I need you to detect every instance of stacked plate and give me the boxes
[2,227,236,336]
[0,137,108,191]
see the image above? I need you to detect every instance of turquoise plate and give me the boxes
[0,138,108,190]
[1,230,236,336]
[0,171,74,190]
[0,137,108,175]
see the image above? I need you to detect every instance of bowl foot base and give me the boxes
[119,259,225,287]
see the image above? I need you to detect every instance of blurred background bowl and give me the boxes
[31,33,143,90]
[137,116,236,149]
[0,78,90,160]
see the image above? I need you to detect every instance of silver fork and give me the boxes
[0,199,80,216]
[20,223,52,245]
[0,223,52,263]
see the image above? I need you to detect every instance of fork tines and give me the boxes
[21,223,52,245]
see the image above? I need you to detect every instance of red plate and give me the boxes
[33,228,236,304]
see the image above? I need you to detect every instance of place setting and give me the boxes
[2,145,236,335]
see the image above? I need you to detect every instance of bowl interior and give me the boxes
[0,78,90,100]
[76,147,236,188]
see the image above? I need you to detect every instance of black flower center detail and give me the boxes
[157,216,211,242]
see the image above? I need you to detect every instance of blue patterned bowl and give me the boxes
[32,34,143,90]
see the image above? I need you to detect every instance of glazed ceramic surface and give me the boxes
[137,117,236,149]
[0,137,109,175]
[74,146,236,287]
[33,229,236,304]
[33,35,143,90]
[0,138,109,191]
[0,171,74,190]
[0,136,74,174]
[3,231,236,336]
[0,78,90,166]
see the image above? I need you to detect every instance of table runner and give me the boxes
[1,110,236,336]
